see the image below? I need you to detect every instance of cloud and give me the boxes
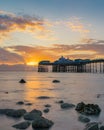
[0,11,93,43]
[0,48,24,64]
[0,10,55,42]
[2,39,103,65]
[0,38,103,65]
[81,38,104,45]
[66,17,90,34]
[7,45,56,64]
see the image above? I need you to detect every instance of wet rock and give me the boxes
[52,80,60,83]
[5,92,8,94]
[16,101,24,105]
[37,96,50,99]
[12,121,31,129]
[0,109,13,115]
[44,104,51,107]
[6,109,26,118]
[24,109,42,120]
[19,79,26,83]
[100,126,104,130]
[84,122,99,130]
[75,102,101,115]
[78,115,90,123]
[57,100,64,104]
[32,116,54,129]
[0,109,26,118]
[75,102,85,112]
[97,94,101,98]
[43,108,50,113]
[97,94,104,98]
[24,113,41,120]
[61,103,75,109]
[30,109,42,116]
[25,103,32,106]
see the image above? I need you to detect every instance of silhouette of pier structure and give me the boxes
[38,56,104,73]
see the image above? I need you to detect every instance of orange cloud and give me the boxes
[0,10,55,42]
[67,17,90,34]
[2,39,103,65]
[0,47,24,65]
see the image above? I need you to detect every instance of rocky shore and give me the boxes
[0,79,104,130]
[0,99,103,130]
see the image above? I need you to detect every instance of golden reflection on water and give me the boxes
[24,79,55,102]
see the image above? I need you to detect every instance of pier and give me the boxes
[38,56,104,73]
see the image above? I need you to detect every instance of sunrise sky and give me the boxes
[0,0,104,65]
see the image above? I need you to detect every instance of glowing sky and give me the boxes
[0,0,104,65]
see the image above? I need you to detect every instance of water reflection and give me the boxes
[24,79,56,103]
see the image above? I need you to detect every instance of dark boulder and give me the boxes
[32,116,54,129]
[52,80,60,83]
[84,122,99,130]
[75,102,101,115]
[16,101,24,105]
[0,109,13,115]
[30,109,42,116]
[37,96,50,99]
[6,109,26,118]
[44,104,51,107]
[43,108,50,113]
[25,103,32,106]
[100,126,104,130]
[61,103,75,109]
[24,112,41,121]
[24,109,42,120]
[75,102,85,112]
[78,115,90,123]
[5,92,8,94]
[12,121,31,129]
[57,100,64,104]
[19,79,26,83]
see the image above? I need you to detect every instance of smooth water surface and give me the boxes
[0,71,104,130]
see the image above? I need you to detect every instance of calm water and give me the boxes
[0,71,104,130]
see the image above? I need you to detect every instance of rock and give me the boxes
[0,108,26,118]
[24,113,41,120]
[32,116,54,129]
[5,92,8,94]
[16,101,24,105]
[84,122,99,130]
[25,103,32,106]
[12,121,31,129]
[57,100,64,104]
[97,94,101,98]
[100,126,104,130]
[37,96,50,99]
[6,109,26,118]
[75,102,101,115]
[30,109,42,116]
[24,109,42,120]
[61,103,75,109]
[97,94,104,98]
[0,109,13,115]
[19,79,26,83]
[78,115,90,123]
[52,80,60,83]
[43,108,50,113]
[44,104,51,107]
[75,102,85,112]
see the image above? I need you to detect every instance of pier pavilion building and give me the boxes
[38,56,104,73]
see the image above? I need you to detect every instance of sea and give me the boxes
[0,71,104,130]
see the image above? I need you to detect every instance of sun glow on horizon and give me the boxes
[26,61,38,66]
